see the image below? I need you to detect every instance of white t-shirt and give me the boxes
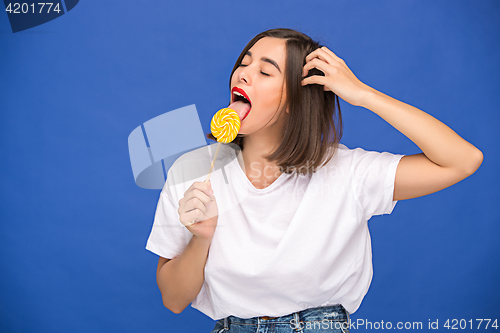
[146,142,404,320]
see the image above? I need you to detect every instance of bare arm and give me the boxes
[360,89,483,201]
[302,47,483,200]
[156,236,212,313]
[156,180,218,314]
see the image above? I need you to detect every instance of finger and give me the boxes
[302,58,331,77]
[189,198,218,226]
[179,196,207,215]
[320,46,344,63]
[305,47,350,77]
[320,47,354,75]
[203,200,219,220]
[305,48,335,66]
[305,48,331,63]
[179,208,197,226]
[190,181,213,198]
[180,208,209,227]
[301,75,329,87]
[185,181,212,200]
[184,188,211,208]
[306,49,333,68]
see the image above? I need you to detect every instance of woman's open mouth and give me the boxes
[229,87,252,121]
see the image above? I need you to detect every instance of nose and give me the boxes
[238,67,250,85]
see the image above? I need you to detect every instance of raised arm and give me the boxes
[358,89,482,200]
[302,47,483,201]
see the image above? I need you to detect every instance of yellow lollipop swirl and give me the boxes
[210,108,241,143]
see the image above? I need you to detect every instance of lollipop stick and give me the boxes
[205,142,222,183]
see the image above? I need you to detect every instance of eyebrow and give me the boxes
[245,51,282,73]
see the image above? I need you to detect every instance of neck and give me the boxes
[238,124,284,188]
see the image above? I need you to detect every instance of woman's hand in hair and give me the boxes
[301,46,372,107]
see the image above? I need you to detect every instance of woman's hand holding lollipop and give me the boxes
[301,46,373,107]
[178,180,218,240]
[178,107,240,238]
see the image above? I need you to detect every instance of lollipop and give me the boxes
[205,108,241,182]
[210,108,241,143]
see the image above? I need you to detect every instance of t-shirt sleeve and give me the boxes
[145,180,190,259]
[351,147,405,219]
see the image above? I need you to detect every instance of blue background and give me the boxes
[1,0,498,332]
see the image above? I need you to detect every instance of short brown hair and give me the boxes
[206,28,343,176]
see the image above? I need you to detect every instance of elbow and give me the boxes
[162,298,188,314]
[463,148,483,176]
[166,305,185,315]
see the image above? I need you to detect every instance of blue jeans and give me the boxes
[210,304,350,333]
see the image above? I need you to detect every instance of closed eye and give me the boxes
[237,63,270,76]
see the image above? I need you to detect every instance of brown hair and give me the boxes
[206,28,343,175]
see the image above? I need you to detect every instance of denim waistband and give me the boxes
[224,304,349,326]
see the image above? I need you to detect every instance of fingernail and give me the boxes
[209,189,214,195]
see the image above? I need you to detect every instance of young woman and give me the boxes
[146,28,483,333]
